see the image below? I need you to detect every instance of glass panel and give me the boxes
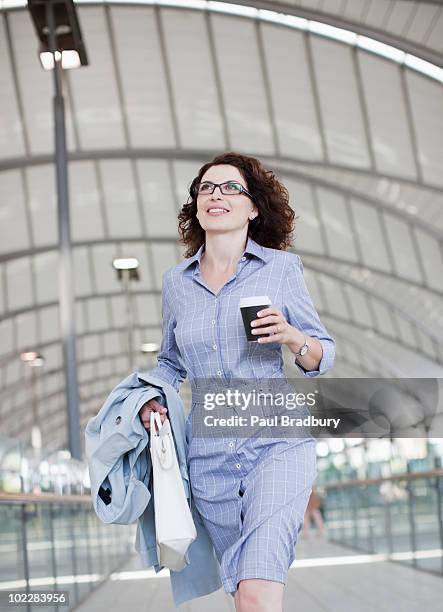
[0,504,27,611]
[358,53,417,179]
[26,165,57,248]
[319,276,351,320]
[405,71,443,188]
[344,286,373,328]
[161,9,225,149]
[86,298,111,333]
[0,21,26,158]
[111,6,175,149]
[135,294,161,327]
[351,200,391,272]
[34,252,58,305]
[137,160,180,238]
[103,331,122,357]
[310,37,371,168]
[52,503,77,607]
[15,311,37,352]
[91,244,124,294]
[383,215,423,283]
[150,244,179,290]
[261,25,323,160]
[0,171,29,254]
[39,305,60,344]
[413,229,443,292]
[285,179,326,255]
[69,6,126,150]
[120,243,153,291]
[212,13,274,154]
[6,257,33,311]
[372,301,397,339]
[74,247,94,298]
[70,161,106,242]
[9,12,53,155]
[109,295,127,331]
[99,160,142,239]
[317,188,358,262]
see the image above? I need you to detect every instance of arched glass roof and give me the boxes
[0,1,442,453]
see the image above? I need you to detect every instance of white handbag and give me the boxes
[149,411,197,571]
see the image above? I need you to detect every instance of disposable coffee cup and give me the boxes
[240,296,272,342]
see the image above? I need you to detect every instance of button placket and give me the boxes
[213,297,225,379]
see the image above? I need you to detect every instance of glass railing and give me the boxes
[0,492,135,611]
[323,469,443,576]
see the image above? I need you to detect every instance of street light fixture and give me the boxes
[27,0,89,461]
[27,0,88,70]
[141,343,159,353]
[141,342,159,369]
[113,258,140,371]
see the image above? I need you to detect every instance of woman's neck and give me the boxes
[202,232,248,272]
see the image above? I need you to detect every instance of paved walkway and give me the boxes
[75,533,443,611]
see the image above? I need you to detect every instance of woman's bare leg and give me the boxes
[312,509,324,535]
[234,579,284,612]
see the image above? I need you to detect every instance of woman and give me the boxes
[138,152,335,612]
[303,487,325,537]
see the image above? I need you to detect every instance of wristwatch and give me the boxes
[294,335,309,359]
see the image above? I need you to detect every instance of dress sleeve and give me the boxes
[283,255,335,377]
[144,272,187,392]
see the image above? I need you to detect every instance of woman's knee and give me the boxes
[236,581,262,612]
[236,579,283,612]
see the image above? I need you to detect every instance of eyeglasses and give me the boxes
[195,180,253,199]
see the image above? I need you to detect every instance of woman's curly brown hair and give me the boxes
[178,152,296,258]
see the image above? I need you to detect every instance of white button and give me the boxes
[212,344,217,350]
[235,463,241,469]
[217,371,222,376]
[241,256,246,261]
[212,320,216,325]
[229,442,234,448]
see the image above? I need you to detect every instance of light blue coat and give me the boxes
[84,371,222,607]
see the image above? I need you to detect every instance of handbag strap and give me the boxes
[150,411,195,513]
[150,411,174,469]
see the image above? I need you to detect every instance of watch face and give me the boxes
[300,344,308,356]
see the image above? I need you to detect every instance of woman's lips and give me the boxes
[207,209,229,216]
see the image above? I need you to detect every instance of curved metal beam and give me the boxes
[1,239,441,304]
[0,265,437,351]
[215,0,443,68]
[0,301,438,412]
[3,324,407,438]
[0,151,441,252]
[0,267,441,368]
[307,261,442,344]
[1,148,443,194]
[2,1,443,68]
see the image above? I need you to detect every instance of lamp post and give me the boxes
[27,0,88,460]
[113,258,140,371]
[20,351,45,452]
[141,342,159,370]
[20,351,45,492]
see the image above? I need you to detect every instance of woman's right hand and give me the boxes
[138,399,168,431]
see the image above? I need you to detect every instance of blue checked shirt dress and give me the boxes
[146,237,335,594]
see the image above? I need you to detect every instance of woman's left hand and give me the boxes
[250,307,301,346]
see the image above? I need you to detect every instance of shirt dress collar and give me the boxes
[182,237,270,273]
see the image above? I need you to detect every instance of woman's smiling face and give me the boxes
[195,164,258,234]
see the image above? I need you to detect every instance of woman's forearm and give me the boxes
[287,328,323,372]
